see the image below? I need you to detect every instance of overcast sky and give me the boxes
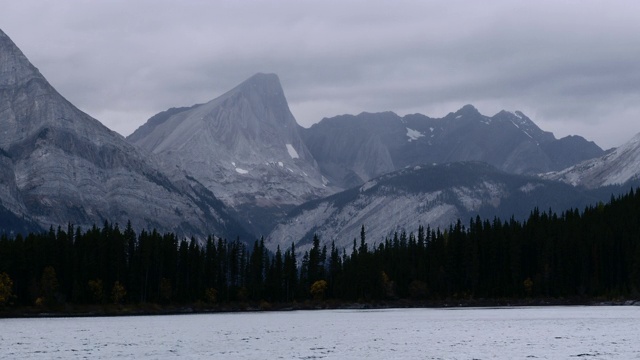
[1,1,639,149]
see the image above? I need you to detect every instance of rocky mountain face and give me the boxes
[266,162,613,254]
[0,149,26,217]
[2,27,623,246]
[127,74,609,241]
[302,105,604,189]
[128,73,335,235]
[0,29,250,239]
[543,132,640,189]
[0,149,40,234]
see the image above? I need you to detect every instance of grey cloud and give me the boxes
[1,0,639,148]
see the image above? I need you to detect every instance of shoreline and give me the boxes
[2,297,638,319]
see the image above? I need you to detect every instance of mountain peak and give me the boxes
[0,28,249,239]
[495,110,532,123]
[0,29,41,87]
[544,130,640,188]
[454,104,481,117]
[129,72,331,234]
[242,72,280,85]
[232,72,284,96]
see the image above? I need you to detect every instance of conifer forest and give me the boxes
[1,189,640,311]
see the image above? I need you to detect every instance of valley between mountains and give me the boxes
[2,28,640,253]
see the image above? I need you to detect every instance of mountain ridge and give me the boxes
[266,161,616,253]
[543,132,640,188]
[302,105,604,189]
[2,27,631,245]
[128,72,334,235]
[0,28,251,240]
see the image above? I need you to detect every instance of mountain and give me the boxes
[0,148,40,234]
[128,73,335,235]
[127,76,606,238]
[266,161,611,253]
[543,132,640,189]
[302,105,604,188]
[2,26,617,242]
[0,29,250,239]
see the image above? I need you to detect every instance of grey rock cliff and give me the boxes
[129,73,335,235]
[543,132,640,188]
[0,29,249,239]
[0,149,28,218]
[267,162,609,253]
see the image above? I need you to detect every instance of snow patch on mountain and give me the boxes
[406,128,425,142]
[286,144,299,159]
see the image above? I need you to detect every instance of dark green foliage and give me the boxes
[2,188,640,307]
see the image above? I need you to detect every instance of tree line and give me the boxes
[1,188,640,309]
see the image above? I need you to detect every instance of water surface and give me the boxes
[1,306,639,359]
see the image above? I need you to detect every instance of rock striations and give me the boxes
[129,73,335,235]
[543,132,640,188]
[0,29,250,239]
[2,27,626,247]
[266,162,609,254]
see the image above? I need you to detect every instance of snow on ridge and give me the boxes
[510,111,523,120]
[286,144,299,159]
[406,128,425,142]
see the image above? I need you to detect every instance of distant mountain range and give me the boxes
[302,105,604,189]
[2,28,640,250]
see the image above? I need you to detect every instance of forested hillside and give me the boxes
[1,188,640,311]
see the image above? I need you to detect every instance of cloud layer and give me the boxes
[1,0,639,148]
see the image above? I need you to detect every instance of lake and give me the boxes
[1,306,639,359]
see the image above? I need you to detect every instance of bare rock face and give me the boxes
[0,149,28,218]
[302,105,604,189]
[129,73,336,235]
[266,162,607,254]
[543,132,640,189]
[0,29,249,239]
